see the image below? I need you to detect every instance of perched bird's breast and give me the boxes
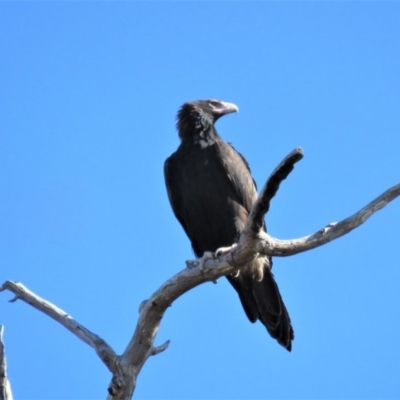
[173,143,244,255]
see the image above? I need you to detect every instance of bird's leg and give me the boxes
[215,243,237,259]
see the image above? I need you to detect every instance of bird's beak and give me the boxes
[220,101,239,115]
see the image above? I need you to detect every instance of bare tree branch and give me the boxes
[0,326,13,400]
[255,182,400,257]
[0,282,118,375]
[1,148,399,399]
[248,147,304,232]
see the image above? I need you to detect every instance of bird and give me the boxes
[164,99,294,351]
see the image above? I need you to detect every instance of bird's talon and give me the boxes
[215,243,237,259]
[199,251,215,271]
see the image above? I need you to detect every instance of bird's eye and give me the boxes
[209,101,219,108]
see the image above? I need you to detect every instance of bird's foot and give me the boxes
[215,243,237,259]
[216,244,240,277]
[199,252,219,284]
[199,251,215,272]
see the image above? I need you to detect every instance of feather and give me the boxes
[165,100,294,351]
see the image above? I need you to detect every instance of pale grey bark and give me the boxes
[0,282,118,374]
[1,148,399,399]
[0,326,13,400]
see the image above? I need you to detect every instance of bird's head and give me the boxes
[176,99,238,141]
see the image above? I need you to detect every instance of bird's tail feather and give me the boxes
[227,266,294,351]
[252,268,294,351]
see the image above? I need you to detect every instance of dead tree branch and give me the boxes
[249,147,304,232]
[0,282,118,375]
[254,182,400,257]
[1,148,399,399]
[0,326,13,400]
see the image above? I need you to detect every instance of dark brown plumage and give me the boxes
[164,99,294,350]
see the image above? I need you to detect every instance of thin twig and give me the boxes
[150,340,171,356]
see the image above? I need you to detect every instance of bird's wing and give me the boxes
[214,140,258,216]
[164,153,191,239]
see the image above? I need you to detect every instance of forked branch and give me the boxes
[1,148,399,400]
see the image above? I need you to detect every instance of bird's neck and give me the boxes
[192,125,220,149]
[179,118,221,149]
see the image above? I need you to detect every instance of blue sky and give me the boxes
[1,2,400,399]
